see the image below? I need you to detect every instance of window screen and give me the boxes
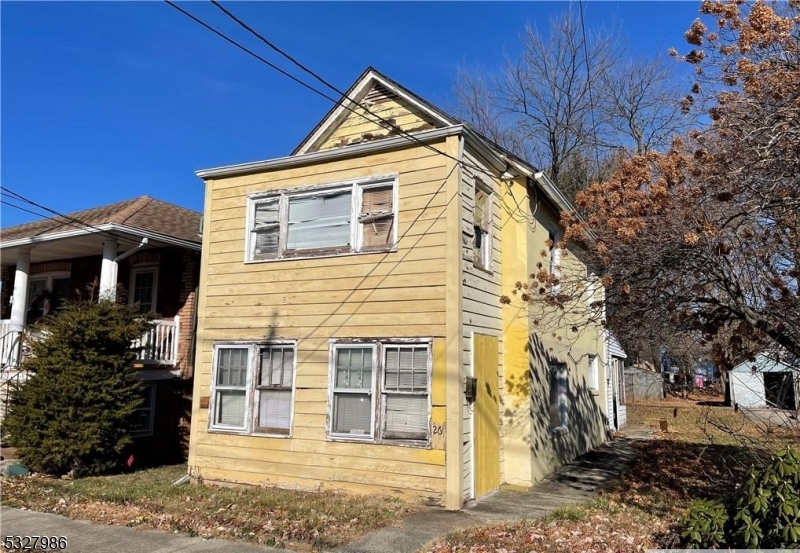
[473,183,492,269]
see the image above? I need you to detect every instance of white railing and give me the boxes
[132,317,180,366]
[0,320,22,370]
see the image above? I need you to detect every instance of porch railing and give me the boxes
[0,316,180,369]
[132,317,180,366]
[0,321,22,370]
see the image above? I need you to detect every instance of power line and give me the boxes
[169,0,537,224]
[1,187,141,246]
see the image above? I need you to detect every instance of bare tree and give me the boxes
[454,6,689,201]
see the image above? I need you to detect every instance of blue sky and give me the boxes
[1,1,702,227]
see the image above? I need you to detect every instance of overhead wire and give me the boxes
[168,0,539,224]
[1,187,145,247]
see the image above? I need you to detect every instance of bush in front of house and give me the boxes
[4,299,153,476]
[681,446,800,549]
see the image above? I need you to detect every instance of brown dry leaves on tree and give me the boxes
[514,0,800,368]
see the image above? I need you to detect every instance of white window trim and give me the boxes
[547,227,562,295]
[26,271,71,323]
[208,341,297,438]
[327,338,432,447]
[588,354,599,391]
[128,264,159,313]
[328,343,378,441]
[473,179,494,273]
[131,383,156,437]
[380,342,433,441]
[549,363,569,435]
[245,174,399,263]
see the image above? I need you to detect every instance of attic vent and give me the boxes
[363,83,396,106]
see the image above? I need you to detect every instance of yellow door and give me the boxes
[474,334,500,497]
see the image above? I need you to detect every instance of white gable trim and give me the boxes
[295,70,456,156]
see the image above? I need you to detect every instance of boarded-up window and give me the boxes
[332,347,374,437]
[473,181,492,269]
[382,346,429,440]
[248,178,397,261]
[549,363,568,431]
[286,191,351,251]
[256,346,295,434]
[252,199,280,258]
[359,185,394,250]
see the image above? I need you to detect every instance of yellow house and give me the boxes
[188,68,610,510]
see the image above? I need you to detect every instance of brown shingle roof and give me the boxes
[1,196,202,244]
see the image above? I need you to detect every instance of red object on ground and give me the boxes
[127,454,135,467]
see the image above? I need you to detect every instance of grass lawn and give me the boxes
[1,464,416,551]
[422,398,796,553]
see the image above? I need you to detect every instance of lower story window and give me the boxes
[131,383,156,437]
[329,340,431,445]
[210,342,296,436]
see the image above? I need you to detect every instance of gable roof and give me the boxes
[292,67,458,156]
[1,196,202,245]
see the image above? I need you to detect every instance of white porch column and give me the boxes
[9,249,31,332]
[99,239,119,301]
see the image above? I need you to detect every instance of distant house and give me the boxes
[0,196,202,463]
[188,67,612,509]
[730,354,799,410]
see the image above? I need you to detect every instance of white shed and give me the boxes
[606,332,627,431]
[730,354,799,410]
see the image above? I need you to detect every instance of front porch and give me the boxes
[0,317,182,370]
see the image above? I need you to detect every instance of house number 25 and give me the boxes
[432,424,445,435]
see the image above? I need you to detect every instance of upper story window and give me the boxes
[129,265,158,314]
[548,228,562,294]
[247,176,398,262]
[473,179,493,271]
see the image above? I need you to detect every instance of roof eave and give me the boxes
[0,223,201,252]
[196,125,465,180]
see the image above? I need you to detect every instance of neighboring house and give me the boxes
[0,196,202,463]
[606,332,628,430]
[188,67,610,509]
[730,354,799,410]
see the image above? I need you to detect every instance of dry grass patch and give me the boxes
[1,464,416,551]
[423,401,789,553]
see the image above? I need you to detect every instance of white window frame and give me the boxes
[245,175,399,263]
[549,363,569,434]
[588,354,599,391]
[329,343,378,440]
[26,271,70,323]
[131,383,156,437]
[327,339,432,447]
[547,227,562,295]
[473,179,494,272]
[128,265,159,314]
[208,341,297,437]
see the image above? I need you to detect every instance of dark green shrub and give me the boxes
[4,299,153,476]
[681,446,800,549]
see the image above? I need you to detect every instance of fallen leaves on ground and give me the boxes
[1,465,416,551]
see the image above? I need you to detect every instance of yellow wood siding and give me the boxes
[189,142,452,503]
[316,85,439,151]
[473,333,500,497]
